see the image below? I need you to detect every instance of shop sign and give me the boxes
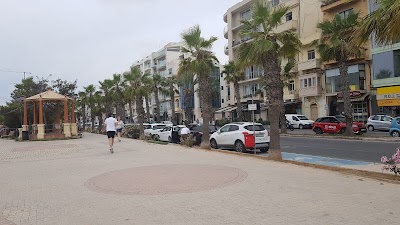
[377,99,400,107]
[376,93,400,100]
[377,86,400,95]
[337,91,361,99]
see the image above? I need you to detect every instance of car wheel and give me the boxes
[168,136,172,143]
[368,125,374,131]
[299,124,304,129]
[391,131,400,137]
[340,128,346,134]
[260,147,269,153]
[210,139,218,149]
[314,128,323,134]
[235,141,246,153]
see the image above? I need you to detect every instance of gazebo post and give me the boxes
[71,99,78,137]
[63,98,71,138]
[33,102,37,125]
[55,102,61,130]
[37,96,45,140]
[23,99,28,131]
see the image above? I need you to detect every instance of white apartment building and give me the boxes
[129,42,226,124]
[221,0,326,121]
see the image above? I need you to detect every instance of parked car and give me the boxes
[285,114,314,129]
[153,125,186,142]
[143,123,167,137]
[312,116,367,135]
[389,117,400,137]
[189,124,219,145]
[209,122,270,153]
[367,115,393,131]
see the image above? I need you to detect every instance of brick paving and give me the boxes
[0,133,399,225]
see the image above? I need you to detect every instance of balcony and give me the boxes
[224,43,229,55]
[157,61,166,70]
[152,49,166,59]
[284,90,299,101]
[224,13,227,23]
[321,0,357,12]
[298,59,321,71]
[299,86,323,97]
[224,26,228,39]
[232,36,253,49]
[275,20,298,33]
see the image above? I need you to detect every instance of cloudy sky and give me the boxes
[0,0,239,105]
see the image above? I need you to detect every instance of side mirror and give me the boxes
[217,130,221,134]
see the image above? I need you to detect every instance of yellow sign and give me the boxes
[377,86,400,95]
[378,99,400,107]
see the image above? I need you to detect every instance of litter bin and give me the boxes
[22,131,29,141]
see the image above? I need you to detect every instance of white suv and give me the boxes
[143,123,167,137]
[209,122,270,153]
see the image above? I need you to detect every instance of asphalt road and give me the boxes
[286,128,389,137]
[280,136,400,163]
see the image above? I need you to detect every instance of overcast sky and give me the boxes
[0,0,239,105]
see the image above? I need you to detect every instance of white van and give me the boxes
[285,114,314,129]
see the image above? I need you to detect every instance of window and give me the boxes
[221,86,224,91]
[220,125,230,133]
[272,0,280,6]
[221,99,224,104]
[286,12,292,21]
[338,8,354,18]
[288,80,295,92]
[245,65,263,79]
[303,79,308,88]
[168,68,172,75]
[229,125,239,131]
[308,50,315,60]
[244,125,265,131]
[227,86,231,96]
[394,50,400,77]
[241,9,251,21]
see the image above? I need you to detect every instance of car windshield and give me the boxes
[244,125,265,131]
[298,116,309,120]
[191,125,217,132]
[153,125,166,130]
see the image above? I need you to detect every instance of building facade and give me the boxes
[368,0,400,116]
[321,0,372,123]
[221,0,324,121]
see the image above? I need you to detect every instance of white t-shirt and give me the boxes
[116,121,124,129]
[105,117,117,132]
[180,127,191,135]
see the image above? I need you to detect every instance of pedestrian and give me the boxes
[104,113,117,153]
[179,125,191,142]
[116,116,124,142]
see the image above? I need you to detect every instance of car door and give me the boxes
[381,116,392,130]
[227,125,240,146]
[215,125,231,146]
[292,116,300,128]
[159,127,170,141]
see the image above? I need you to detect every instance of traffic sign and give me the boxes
[248,104,257,111]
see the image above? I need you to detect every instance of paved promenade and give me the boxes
[0,133,399,225]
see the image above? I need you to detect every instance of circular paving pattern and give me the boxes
[85,164,247,195]
[0,218,16,225]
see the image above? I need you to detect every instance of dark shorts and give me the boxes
[117,128,123,133]
[107,131,116,138]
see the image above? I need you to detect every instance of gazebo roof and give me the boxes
[26,90,72,101]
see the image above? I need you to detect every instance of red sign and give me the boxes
[337,91,361,99]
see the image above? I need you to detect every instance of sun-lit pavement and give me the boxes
[0,133,399,225]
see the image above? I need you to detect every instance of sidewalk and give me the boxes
[0,133,399,225]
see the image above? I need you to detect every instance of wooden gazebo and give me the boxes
[22,90,77,140]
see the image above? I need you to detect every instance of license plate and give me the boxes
[361,128,366,132]
[256,133,264,137]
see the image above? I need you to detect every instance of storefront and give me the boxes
[376,86,400,116]
[327,91,370,123]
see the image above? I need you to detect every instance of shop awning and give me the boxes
[225,106,237,112]
[214,106,234,113]
[337,93,369,102]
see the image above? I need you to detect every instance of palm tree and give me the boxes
[122,83,135,123]
[162,76,178,125]
[177,68,196,123]
[93,91,106,131]
[315,12,362,136]
[83,85,97,130]
[178,25,218,148]
[357,0,400,45]
[124,66,150,137]
[110,73,125,118]
[152,73,165,122]
[77,91,87,129]
[143,74,153,122]
[222,61,245,121]
[98,79,114,114]
[238,1,301,160]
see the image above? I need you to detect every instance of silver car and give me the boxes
[367,115,393,131]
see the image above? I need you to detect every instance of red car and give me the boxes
[312,116,367,135]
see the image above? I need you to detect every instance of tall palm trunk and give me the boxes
[91,114,95,131]
[97,113,103,132]
[169,84,176,125]
[198,74,212,148]
[339,60,353,136]
[154,89,161,122]
[280,88,287,134]
[135,96,145,138]
[145,95,150,123]
[234,81,243,121]
[263,53,283,160]
[128,101,133,123]
[184,89,193,123]
[82,104,86,130]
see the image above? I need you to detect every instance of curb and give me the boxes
[280,134,400,142]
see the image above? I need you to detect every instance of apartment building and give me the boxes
[321,0,372,123]
[367,0,400,117]
[221,0,324,121]
[130,42,224,124]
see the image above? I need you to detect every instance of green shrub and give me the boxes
[180,134,196,147]
[124,125,140,139]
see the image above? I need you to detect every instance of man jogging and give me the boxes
[104,113,117,153]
